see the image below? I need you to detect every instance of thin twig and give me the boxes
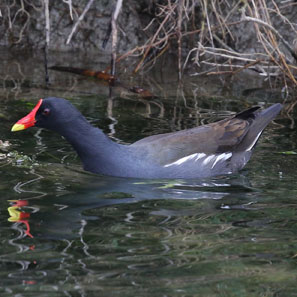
[44,0,50,86]
[110,0,123,77]
[177,0,183,80]
[63,0,73,20]
[242,15,297,62]
[133,3,177,73]
[66,0,95,44]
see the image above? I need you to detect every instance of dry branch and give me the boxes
[242,15,297,62]
[110,0,123,77]
[2,0,297,88]
[44,0,50,85]
[66,0,95,44]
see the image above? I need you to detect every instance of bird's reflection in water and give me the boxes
[7,173,255,240]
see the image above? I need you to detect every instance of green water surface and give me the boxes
[0,50,296,297]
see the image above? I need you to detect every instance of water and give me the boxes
[1,50,297,296]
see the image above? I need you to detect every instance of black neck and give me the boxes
[55,117,123,174]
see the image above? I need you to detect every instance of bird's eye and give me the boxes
[42,108,50,116]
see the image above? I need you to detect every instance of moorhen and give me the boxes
[11,97,282,179]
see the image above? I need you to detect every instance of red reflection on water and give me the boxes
[23,280,36,285]
[8,200,33,238]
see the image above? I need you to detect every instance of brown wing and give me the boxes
[131,115,251,166]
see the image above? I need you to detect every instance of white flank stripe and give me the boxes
[211,152,232,169]
[246,131,262,151]
[164,153,206,168]
[164,152,232,169]
[195,153,206,161]
[202,155,216,165]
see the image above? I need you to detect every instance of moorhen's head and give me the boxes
[11,97,83,132]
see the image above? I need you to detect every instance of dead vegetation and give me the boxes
[1,0,297,88]
[125,0,297,88]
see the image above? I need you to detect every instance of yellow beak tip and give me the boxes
[11,123,25,132]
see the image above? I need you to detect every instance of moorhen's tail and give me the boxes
[237,103,282,152]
